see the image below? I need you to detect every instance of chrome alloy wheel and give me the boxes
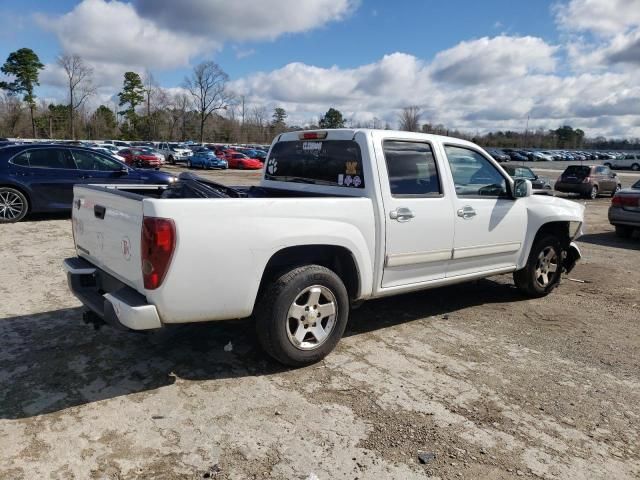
[534,246,559,288]
[286,285,337,350]
[0,190,25,221]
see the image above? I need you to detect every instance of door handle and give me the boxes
[389,207,415,222]
[457,206,477,219]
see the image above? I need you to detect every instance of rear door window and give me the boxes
[265,140,365,188]
[14,148,76,169]
[383,140,441,196]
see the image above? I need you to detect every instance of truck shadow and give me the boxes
[0,279,522,420]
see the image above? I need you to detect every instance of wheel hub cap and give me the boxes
[534,247,559,288]
[0,191,24,220]
[286,285,337,351]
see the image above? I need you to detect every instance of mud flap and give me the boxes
[562,242,581,274]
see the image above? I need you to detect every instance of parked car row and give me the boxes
[484,147,640,167]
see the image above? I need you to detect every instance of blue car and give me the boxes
[0,144,177,223]
[186,150,228,170]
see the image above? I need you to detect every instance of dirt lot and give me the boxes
[1,167,639,479]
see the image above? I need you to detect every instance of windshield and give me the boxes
[265,140,365,188]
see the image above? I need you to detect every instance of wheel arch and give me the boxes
[517,221,575,270]
[256,244,362,306]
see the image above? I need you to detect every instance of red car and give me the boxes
[223,151,263,170]
[119,148,161,169]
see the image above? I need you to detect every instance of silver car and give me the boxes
[609,179,640,238]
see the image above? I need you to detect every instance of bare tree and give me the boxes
[398,106,421,132]
[0,92,24,136]
[183,61,234,143]
[167,92,191,141]
[57,53,95,139]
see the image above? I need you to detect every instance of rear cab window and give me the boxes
[265,140,365,188]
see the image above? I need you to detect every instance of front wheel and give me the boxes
[612,184,621,197]
[0,187,29,223]
[168,156,175,165]
[256,265,349,367]
[513,234,563,298]
[632,163,640,171]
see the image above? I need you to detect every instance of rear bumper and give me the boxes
[554,182,590,195]
[63,257,161,330]
[608,206,640,227]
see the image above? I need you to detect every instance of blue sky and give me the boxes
[1,0,640,136]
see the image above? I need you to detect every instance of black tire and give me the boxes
[585,185,598,199]
[168,155,175,165]
[513,234,563,298]
[187,160,192,169]
[611,184,621,197]
[615,225,633,239]
[632,163,640,171]
[255,265,349,367]
[0,187,29,223]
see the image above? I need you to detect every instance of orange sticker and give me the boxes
[345,161,358,175]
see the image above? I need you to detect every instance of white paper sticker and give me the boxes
[303,141,322,151]
[338,174,344,185]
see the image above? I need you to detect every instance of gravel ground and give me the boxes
[0,166,639,479]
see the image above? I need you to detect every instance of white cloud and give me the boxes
[134,0,358,42]
[554,0,640,35]
[430,36,557,85]
[37,0,211,71]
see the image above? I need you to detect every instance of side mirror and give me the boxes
[513,178,532,198]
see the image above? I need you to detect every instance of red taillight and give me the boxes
[299,131,328,140]
[581,176,592,183]
[141,217,176,290]
[612,195,640,207]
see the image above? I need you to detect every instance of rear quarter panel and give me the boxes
[143,197,376,323]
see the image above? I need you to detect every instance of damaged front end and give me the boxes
[562,242,581,274]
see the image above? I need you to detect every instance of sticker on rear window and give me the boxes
[303,142,322,151]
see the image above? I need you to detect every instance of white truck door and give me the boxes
[442,144,527,277]
[379,139,455,288]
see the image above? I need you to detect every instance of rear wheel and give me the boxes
[256,265,349,367]
[632,163,640,171]
[513,234,563,298]
[0,187,29,223]
[586,185,598,199]
[615,225,633,239]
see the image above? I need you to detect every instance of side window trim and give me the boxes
[381,138,444,198]
[443,143,512,199]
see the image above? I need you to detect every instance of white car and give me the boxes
[64,129,584,366]
[91,146,125,162]
[157,142,193,164]
[604,153,640,171]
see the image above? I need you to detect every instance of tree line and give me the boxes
[1,48,639,150]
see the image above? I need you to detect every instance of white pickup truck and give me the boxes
[64,129,584,366]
